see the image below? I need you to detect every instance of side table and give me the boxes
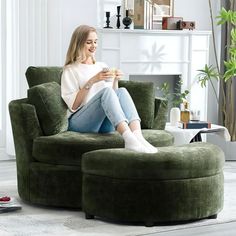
[165,123,230,146]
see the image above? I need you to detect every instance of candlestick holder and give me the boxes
[104,11,113,28]
[116,6,121,29]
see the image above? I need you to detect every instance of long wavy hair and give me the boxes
[64,25,97,66]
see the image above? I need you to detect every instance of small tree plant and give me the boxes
[159,79,189,108]
[196,0,236,141]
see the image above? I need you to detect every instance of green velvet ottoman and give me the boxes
[81,142,225,226]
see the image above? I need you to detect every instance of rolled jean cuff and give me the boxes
[128,117,141,125]
[114,118,128,128]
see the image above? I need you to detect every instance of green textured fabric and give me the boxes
[153,97,168,130]
[32,130,173,166]
[82,142,225,224]
[28,82,68,136]
[29,162,82,208]
[82,142,224,180]
[119,80,155,129]
[9,99,43,201]
[82,173,224,223]
[25,66,62,88]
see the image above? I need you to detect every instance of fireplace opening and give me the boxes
[129,74,182,121]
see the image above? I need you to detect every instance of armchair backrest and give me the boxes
[26,66,62,88]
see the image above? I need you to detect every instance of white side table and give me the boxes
[165,123,230,146]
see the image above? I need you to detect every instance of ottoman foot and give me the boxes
[85,213,94,219]
[208,214,217,219]
[145,221,155,227]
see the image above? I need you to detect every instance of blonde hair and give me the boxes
[64,25,97,66]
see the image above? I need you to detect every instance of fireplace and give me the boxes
[97,28,211,120]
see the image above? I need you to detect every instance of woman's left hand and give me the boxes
[114,69,123,80]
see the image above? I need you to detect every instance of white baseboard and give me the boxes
[0,148,15,161]
[207,134,236,160]
[226,141,236,161]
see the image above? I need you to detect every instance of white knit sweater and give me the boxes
[61,61,113,117]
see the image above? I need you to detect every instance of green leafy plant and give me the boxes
[196,0,236,141]
[159,80,190,108]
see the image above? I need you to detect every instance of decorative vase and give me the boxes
[170,107,180,126]
[122,10,132,29]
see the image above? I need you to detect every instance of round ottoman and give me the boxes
[81,142,224,226]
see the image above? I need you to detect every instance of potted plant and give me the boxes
[159,79,189,126]
[196,0,236,141]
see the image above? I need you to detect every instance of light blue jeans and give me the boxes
[68,87,141,133]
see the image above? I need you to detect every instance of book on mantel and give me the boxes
[178,121,211,129]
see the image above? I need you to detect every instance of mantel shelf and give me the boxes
[98,28,212,36]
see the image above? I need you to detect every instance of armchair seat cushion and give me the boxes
[32,130,174,166]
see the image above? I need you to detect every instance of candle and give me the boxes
[106,11,110,17]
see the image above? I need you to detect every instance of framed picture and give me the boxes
[152,0,174,22]
[132,0,153,29]
[126,0,174,29]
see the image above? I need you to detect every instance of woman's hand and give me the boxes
[114,69,123,80]
[112,69,123,90]
[93,69,114,83]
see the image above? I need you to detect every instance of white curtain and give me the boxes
[0,0,20,156]
[1,0,48,156]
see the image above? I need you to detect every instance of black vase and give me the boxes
[122,10,132,29]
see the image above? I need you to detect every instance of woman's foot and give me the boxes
[133,130,158,153]
[122,130,150,153]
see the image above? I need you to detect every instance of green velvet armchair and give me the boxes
[9,66,174,208]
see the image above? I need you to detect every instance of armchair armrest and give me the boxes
[9,99,43,201]
[152,97,168,130]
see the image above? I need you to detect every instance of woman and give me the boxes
[61,25,157,153]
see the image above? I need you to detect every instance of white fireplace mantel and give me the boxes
[96,28,211,120]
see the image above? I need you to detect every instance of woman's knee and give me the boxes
[103,87,113,93]
[101,87,117,103]
[116,87,128,96]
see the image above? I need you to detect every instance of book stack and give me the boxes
[178,121,211,129]
[0,196,22,213]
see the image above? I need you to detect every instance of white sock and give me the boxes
[133,130,158,153]
[122,130,150,153]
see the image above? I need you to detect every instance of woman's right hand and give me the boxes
[93,69,114,83]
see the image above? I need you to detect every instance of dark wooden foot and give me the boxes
[145,221,154,227]
[85,213,94,219]
[208,214,217,219]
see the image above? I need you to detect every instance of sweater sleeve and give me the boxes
[61,66,80,113]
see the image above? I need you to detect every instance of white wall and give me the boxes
[174,0,211,30]
[20,0,99,97]
[174,0,221,124]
